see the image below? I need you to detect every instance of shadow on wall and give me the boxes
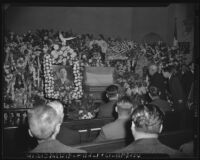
[142,32,163,43]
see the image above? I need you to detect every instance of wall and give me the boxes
[4,7,134,39]
[4,4,195,45]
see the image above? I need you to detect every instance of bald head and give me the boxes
[28,104,60,140]
[47,101,64,123]
[149,64,158,76]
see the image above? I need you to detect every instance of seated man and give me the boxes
[28,104,86,153]
[179,141,194,156]
[47,101,81,145]
[148,86,172,114]
[97,84,119,118]
[94,96,135,142]
[114,104,182,157]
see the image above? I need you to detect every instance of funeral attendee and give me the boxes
[97,84,119,118]
[94,96,135,142]
[47,101,81,145]
[162,65,188,129]
[148,64,167,100]
[180,64,194,98]
[179,141,194,156]
[28,104,86,153]
[114,104,182,157]
[148,85,171,114]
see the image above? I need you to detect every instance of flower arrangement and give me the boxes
[3,29,187,120]
[66,94,98,120]
[43,37,83,104]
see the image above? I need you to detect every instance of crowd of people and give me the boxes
[25,62,194,157]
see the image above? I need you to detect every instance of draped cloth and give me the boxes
[84,67,114,86]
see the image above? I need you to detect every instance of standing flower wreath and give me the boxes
[43,33,83,104]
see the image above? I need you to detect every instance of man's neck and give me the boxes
[118,115,130,120]
[109,98,118,101]
[134,132,158,141]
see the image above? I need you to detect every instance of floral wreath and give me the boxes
[43,36,83,104]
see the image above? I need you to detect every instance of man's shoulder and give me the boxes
[113,143,133,153]
[158,142,183,156]
[102,121,117,130]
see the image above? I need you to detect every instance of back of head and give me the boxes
[47,101,64,122]
[116,96,135,117]
[148,86,161,98]
[28,104,60,140]
[106,85,119,100]
[132,104,164,134]
[162,65,175,74]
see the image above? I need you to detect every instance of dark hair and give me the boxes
[117,96,134,115]
[162,65,175,73]
[148,86,161,97]
[117,96,133,106]
[132,104,164,134]
[106,85,118,98]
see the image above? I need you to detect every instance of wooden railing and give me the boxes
[3,108,30,128]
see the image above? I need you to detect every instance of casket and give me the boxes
[84,67,114,102]
[84,67,114,86]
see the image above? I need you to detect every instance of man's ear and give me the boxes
[159,124,163,133]
[28,129,33,137]
[130,107,134,114]
[115,106,118,113]
[131,121,135,132]
[55,123,61,135]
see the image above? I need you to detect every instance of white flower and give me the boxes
[71,51,77,58]
[51,50,59,59]
[61,46,67,51]
[126,88,132,96]
[53,44,59,50]
[63,51,68,57]
[79,110,83,114]
[58,50,63,55]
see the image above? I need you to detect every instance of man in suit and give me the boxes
[148,64,167,100]
[97,85,119,118]
[114,104,182,157]
[28,104,86,153]
[47,101,81,145]
[180,64,194,98]
[94,96,135,142]
[148,85,172,114]
[162,65,188,129]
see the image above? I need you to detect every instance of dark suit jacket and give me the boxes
[181,71,194,98]
[29,139,86,153]
[56,124,81,145]
[150,98,171,114]
[94,118,131,142]
[168,74,186,104]
[114,138,183,157]
[97,100,117,118]
[149,72,167,100]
